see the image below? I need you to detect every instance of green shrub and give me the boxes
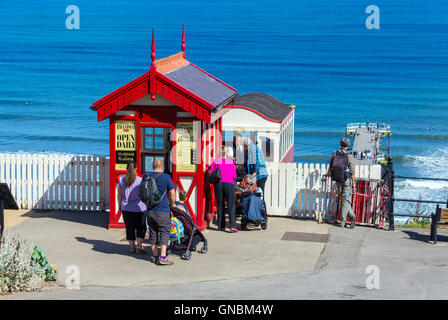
[0,232,45,293]
[30,246,57,281]
[402,194,431,228]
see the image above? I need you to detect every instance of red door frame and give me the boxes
[109,110,221,231]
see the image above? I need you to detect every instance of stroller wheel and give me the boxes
[182,251,192,260]
[200,246,208,254]
[261,222,268,230]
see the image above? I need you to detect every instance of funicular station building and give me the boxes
[91,28,295,230]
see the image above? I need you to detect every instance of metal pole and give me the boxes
[388,157,395,231]
[392,198,447,205]
[393,175,448,182]
[0,199,4,242]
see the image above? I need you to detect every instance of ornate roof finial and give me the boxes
[151,28,156,67]
[181,22,186,58]
[150,28,156,100]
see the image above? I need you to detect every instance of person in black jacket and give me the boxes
[326,137,357,228]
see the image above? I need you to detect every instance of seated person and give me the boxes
[236,175,265,222]
[236,174,257,197]
[174,190,191,217]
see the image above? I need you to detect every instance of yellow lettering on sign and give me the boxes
[115,121,136,170]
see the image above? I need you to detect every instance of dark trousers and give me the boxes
[122,211,146,241]
[256,176,268,219]
[214,182,236,229]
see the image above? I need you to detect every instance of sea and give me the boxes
[1,0,447,222]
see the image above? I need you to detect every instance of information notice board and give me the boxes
[176,122,197,172]
[115,120,136,170]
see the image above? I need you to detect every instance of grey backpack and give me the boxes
[140,173,166,208]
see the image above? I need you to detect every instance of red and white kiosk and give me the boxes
[91,27,296,230]
[91,27,236,230]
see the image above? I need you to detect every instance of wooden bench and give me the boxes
[430,206,448,244]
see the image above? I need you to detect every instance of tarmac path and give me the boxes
[2,210,448,300]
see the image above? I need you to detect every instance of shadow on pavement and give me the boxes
[401,230,448,244]
[75,237,153,261]
[21,211,108,229]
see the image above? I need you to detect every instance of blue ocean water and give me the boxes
[1,0,447,217]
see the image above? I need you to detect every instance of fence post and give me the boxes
[0,199,4,242]
[388,157,395,231]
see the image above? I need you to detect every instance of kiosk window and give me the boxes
[141,127,172,173]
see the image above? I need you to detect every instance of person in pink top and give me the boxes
[210,146,238,232]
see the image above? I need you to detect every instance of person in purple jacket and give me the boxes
[117,161,147,254]
[210,146,238,232]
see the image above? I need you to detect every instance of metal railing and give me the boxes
[346,122,391,131]
[384,157,448,231]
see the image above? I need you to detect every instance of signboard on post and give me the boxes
[115,121,136,170]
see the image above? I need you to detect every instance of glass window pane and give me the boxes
[154,128,163,135]
[144,127,153,135]
[144,156,154,173]
[154,136,164,150]
[145,137,154,150]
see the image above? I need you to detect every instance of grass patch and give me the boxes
[399,221,431,229]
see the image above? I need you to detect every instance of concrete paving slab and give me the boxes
[6,223,448,300]
[4,211,330,288]
[5,212,448,300]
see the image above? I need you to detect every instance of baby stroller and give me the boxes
[168,206,208,260]
[236,175,268,230]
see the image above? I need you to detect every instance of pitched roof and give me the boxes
[91,52,237,123]
[233,92,294,123]
[165,64,237,108]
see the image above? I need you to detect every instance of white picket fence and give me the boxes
[0,153,110,211]
[0,153,381,218]
[265,162,382,217]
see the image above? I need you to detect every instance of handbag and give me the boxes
[209,163,222,184]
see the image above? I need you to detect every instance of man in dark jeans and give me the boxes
[243,137,269,220]
[145,159,176,265]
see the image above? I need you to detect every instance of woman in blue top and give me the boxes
[117,161,147,254]
[243,137,269,217]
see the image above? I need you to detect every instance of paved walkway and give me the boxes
[2,210,329,288]
[2,210,448,299]
[353,126,379,166]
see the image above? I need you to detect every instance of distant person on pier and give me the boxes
[117,161,147,254]
[326,137,357,228]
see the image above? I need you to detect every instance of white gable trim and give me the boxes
[222,108,280,132]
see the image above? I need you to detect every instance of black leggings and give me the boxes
[122,211,146,241]
[214,182,236,229]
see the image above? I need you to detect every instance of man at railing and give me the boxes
[326,137,357,229]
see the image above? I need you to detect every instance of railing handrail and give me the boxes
[346,122,390,130]
[393,175,448,182]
